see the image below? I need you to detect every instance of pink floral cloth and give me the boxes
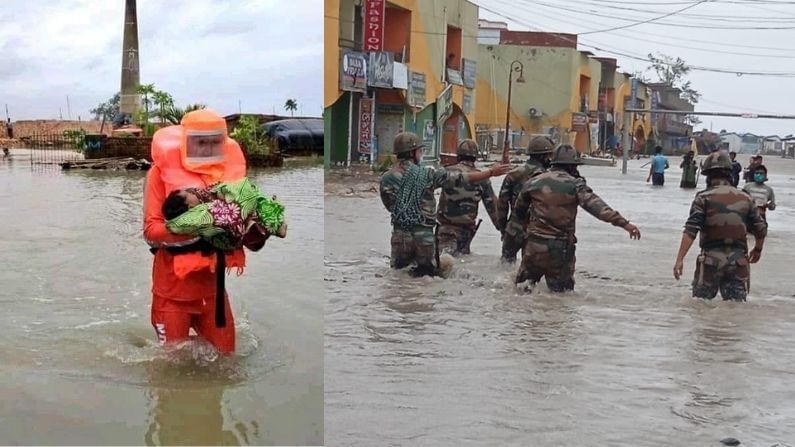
[209,199,245,240]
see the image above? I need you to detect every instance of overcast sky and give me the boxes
[0,0,322,121]
[477,0,795,136]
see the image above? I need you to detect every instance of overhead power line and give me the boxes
[512,2,795,58]
[579,0,711,34]
[476,1,795,76]
[522,0,795,30]
[564,0,795,21]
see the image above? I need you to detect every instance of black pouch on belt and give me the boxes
[547,238,573,266]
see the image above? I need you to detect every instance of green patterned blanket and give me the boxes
[165,178,285,250]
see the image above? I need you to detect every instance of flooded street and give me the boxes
[0,150,323,445]
[325,154,795,446]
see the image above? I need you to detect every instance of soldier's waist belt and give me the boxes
[392,216,436,229]
[527,234,575,244]
[700,240,747,251]
[438,221,477,231]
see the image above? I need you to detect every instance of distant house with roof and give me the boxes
[781,134,795,158]
[740,133,762,154]
[720,132,742,153]
[762,135,783,155]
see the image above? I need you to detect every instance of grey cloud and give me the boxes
[0,0,322,120]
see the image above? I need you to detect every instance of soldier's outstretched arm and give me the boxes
[465,163,512,184]
[433,164,511,190]
[480,181,501,230]
[575,180,639,238]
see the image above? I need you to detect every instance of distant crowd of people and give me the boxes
[647,144,776,221]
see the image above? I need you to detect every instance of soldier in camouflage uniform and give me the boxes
[673,151,767,301]
[513,144,641,291]
[498,135,555,262]
[379,132,511,276]
[436,139,500,256]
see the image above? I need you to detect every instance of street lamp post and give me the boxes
[503,60,525,163]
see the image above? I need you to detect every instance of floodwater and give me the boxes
[325,154,795,446]
[0,150,323,445]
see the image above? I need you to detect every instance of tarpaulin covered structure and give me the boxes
[262,118,323,153]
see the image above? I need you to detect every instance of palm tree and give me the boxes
[152,90,174,124]
[163,103,207,125]
[284,99,298,117]
[135,83,156,122]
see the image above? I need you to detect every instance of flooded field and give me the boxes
[325,154,795,446]
[0,150,323,445]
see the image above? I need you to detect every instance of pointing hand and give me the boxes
[624,223,641,240]
[489,164,512,177]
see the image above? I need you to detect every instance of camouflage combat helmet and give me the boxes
[526,135,555,155]
[457,139,479,158]
[700,151,732,173]
[393,132,425,154]
[550,144,583,165]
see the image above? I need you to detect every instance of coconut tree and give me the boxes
[152,90,174,124]
[284,99,298,117]
[163,103,207,125]
[135,83,156,122]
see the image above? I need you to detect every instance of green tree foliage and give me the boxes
[644,53,701,104]
[89,93,121,122]
[161,103,207,125]
[62,129,86,151]
[284,99,298,116]
[229,115,271,155]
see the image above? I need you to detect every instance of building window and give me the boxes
[353,4,363,51]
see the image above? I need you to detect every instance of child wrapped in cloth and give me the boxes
[162,177,287,251]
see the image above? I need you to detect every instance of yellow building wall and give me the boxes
[408,0,479,138]
[475,44,608,152]
[475,46,576,147]
[325,0,342,108]
[325,0,479,138]
[614,74,652,147]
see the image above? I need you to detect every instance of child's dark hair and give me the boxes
[162,190,189,220]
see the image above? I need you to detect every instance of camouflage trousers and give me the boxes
[516,236,576,292]
[500,219,527,263]
[692,248,750,301]
[437,223,475,256]
[390,225,437,277]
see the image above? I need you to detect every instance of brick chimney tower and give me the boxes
[120,0,141,122]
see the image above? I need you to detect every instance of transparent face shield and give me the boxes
[185,130,225,165]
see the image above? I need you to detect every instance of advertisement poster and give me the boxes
[571,112,588,133]
[462,92,473,114]
[358,98,374,154]
[408,71,426,108]
[363,0,385,52]
[436,85,453,123]
[367,51,394,88]
[340,50,367,92]
[422,119,435,156]
[462,59,477,89]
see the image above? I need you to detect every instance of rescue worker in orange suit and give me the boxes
[143,109,268,354]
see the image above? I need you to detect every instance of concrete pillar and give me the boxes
[120,0,141,119]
